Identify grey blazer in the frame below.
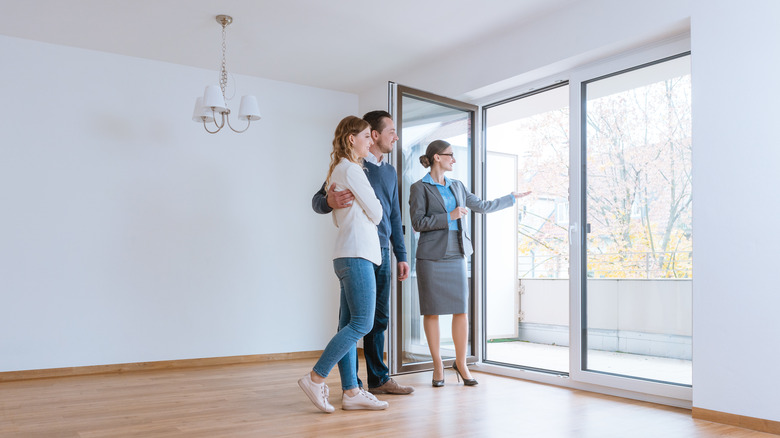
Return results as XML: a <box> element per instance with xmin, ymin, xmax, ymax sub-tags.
<box><xmin>409</xmin><ymin>178</ymin><xmax>514</xmax><ymax>260</ymax></box>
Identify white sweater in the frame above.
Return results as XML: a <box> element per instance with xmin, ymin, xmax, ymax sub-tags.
<box><xmin>329</xmin><ymin>158</ymin><xmax>383</xmax><ymax>265</ymax></box>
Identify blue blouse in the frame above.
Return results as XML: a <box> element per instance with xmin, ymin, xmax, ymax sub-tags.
<box><xmin>423</xmin><ymin>173</ymin><xmax>459</xmax><ymax>231</ymax></box>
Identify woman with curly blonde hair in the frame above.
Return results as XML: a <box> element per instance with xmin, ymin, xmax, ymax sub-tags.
<box><xmin>298</xmin><ymin>116</ymin><xmax>388</xmax><ymax>412</ymax></box>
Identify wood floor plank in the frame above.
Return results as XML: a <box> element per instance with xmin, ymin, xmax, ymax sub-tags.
<box><xmin>0</xmin><ymin>358</ymin><xmax>774</xmax><ymax>437</ymax></box>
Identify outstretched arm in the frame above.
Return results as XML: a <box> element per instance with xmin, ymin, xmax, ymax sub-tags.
<box><xmin>460</xmin><ymin>180</ymin><xmax>527</xmax><ymax>214</ymax></box>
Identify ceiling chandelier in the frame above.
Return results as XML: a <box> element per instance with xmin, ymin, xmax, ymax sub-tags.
<box><xmin>192</xmin><ymin>15</ymin><xmax>261</xmax><ymax>134</ymax></box>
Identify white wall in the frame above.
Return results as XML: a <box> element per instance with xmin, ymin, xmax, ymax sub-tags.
<box><xmin>691</xmin><ymin>0</ymin><xmax>780</xmax><ymax>422</ymax></box>
<box><xmin>359</xmin><ymin>0</ymin><xmax>780</xmax><ymax>424</ymax></box>
<box><xmin>0</xmin><ymin>35</ymin><xmax>355</xmax><ymax>371</ymax></box>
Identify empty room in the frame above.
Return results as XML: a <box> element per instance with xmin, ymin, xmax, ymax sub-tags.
<box><xmin>1</xmin><ymin>0</ymin><xmax>779</xmax><ymax>436</ymax></box>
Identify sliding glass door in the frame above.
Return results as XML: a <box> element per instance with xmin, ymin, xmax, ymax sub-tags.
<box><xmin>478</xmin><ymin>45</ymin><xmax>692</xmax><ymax>399</ymax></box>
<box><xmin>581</xmin><ymin>54</ymin><xmax>692</xmax><ymax>385</ymax></box>
<box><xmin>483</xmin><ymin>84</ymin><xmax>570</xmax><ymax>373</ymax></box>
<box><xmin>388</xmin><ymin>41</ymin><xmax>692</xmax><ymax>401</ymax></box>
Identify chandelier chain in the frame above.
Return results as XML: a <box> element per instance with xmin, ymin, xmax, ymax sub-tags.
<box><xmin>219</xmin><ymin>22</ymin><xmax>228</xmax><ymax>101</ymax></box>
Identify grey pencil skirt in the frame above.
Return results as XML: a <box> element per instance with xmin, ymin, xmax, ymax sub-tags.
<box><xmin>415</xmin><ymin>230</ymin><xmax>468</xmax><ymax>315</ymax></box>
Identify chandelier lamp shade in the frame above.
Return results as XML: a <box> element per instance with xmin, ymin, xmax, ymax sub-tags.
<box><xmin>192</xmin><ymin>15</ymin><xmax>261</xmax><ymax>134</ymax></box>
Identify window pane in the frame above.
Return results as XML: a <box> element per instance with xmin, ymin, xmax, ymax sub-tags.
<box><xmin>584</xmin><ymin>55</ymin><xmax>692</xmax><ymax>385</ymax></box>
<box><xmin>485</xmin><ymin>84</ymin><xmax>570</xmax><ymax>373</ymax></box>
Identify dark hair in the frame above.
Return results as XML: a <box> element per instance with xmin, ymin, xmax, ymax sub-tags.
<box><xmin>419</xmin><ymin>140</ymin><xmax>451</xmax><ymax>168</ymax></box>
<box><xmin>363</xmin><ymin>110</ymin><xmax>393</xmax><ymax>133</ymax></box>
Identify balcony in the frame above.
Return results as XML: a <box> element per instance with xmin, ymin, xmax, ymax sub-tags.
<box><xmin>486</xmin><ymin>278</ymin><xmax>692</xmax><ymax>385</ymax></box>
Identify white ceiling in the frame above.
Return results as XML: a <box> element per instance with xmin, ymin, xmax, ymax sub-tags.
<box><xmin>1</xmin><ymin>0</ymin><xmax>579</xmax><ymax>94</ymax></box>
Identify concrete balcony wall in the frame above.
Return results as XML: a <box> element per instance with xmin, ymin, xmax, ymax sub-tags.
<box><xmin>517</xmin><ymin>279</ymin><xmax>692</xmax><ymax>359</ymax></box>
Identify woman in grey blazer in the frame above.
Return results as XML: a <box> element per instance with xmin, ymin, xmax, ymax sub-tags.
<box><xmin>409</xmin><ymin>140</ymin><xmax>530</xmax><ymax>387</ymax></box>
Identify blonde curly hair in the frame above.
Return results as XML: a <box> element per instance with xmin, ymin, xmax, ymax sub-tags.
<box><xmin>326</xmin><ymin>116</ymin><xmax>371</xmax><ymax>186</ymax></box>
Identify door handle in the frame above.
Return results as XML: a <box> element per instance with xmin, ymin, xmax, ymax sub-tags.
<box><xmin>569</xmin><ymin>223</ymin><xmax>592</xmax><ymax>243</ymax></box>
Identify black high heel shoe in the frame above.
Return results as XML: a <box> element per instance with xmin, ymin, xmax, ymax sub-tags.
<box><xmin>452</xmin><ymin>362</ymin><xmax>478</xmax><ymax>386</ymax></box>
<box><xmin>432</xmin><ymin>368</ymin><xmax>445</xmax><ymax>387</ymax></box>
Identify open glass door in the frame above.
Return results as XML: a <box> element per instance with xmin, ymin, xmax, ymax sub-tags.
<box><xmin>389</xmin><ymin>83</ymin><xmax>477</xmax><ymax>374</ymax></box>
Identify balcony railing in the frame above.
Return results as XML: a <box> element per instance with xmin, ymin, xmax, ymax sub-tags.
<box><xmin>515</xmin><ymin>278</ymin><xmax>692</xmax><ymax>360</ymax></box>
<box><xmin>518</xmin><ymin>251</ymin><xmax>692</xmax><ymax>279</ymax></box>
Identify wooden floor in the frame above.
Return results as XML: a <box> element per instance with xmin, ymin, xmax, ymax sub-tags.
<box><xmin>0</xmin><ymin>358</ymin><xmax>774</xmax><ymax>437</ymax></box>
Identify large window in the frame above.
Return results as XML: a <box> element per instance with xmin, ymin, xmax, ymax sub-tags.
<box><xmin>391</xmin><ymin>41</ymin><xmax>693</xmax><ymax>402</ymax></box>
<box><xmin>583</xmin><ymin>54</ymin><xmax>692</xmax><ymax>385</ymax></box>
<box><xmin>484</xmin><ymin>84</ymin><xmax>570</xmax><ymax>373</ymax></box>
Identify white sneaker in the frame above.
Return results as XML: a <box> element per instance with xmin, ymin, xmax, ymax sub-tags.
<box><xmin>342</xmin><ymin>388</ymin><xmax>389</xmax><ymax>410</ymax></box>
<box><xmin>298</xmin><ymin>373</ymin><xmax>335</xmax><ymax>413</ymax></box>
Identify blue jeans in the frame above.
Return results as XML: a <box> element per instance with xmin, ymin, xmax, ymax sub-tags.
<box><xmin>338</xmin><ymin>247</ymin><xmax>392</xmax><ymax>388</ymax></box>
<box><xmin>313</xmin><ymin>257</ymin><xmax>376</xmax><ymax>391</ymax></box>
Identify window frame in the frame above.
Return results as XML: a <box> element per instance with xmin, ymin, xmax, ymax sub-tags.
<box><xmin>473</xmin><ymin>35</ymin><xmax>693</xmax><ymax>406</ymax></box>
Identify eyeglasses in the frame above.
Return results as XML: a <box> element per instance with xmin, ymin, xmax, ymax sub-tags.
<box><xmin>437</xmin><ymin>153</ymin><xmax>454</xmax><ymax>157</ymax></box>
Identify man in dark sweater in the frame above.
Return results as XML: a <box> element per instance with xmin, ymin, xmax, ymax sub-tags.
<box><xmin>312</xmin><ymin>110</ymin><xmax>413</xmax><ymax>395</ymax></box>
